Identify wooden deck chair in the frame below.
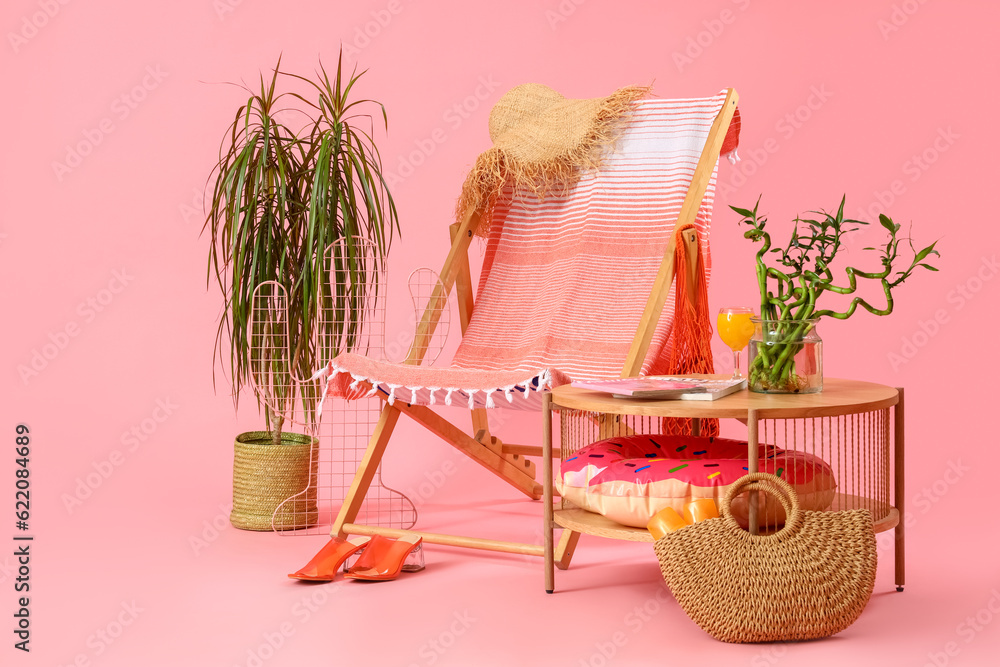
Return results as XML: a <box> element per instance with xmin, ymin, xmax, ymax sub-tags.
<box><xmin>320</xmin><ymin>88</ymin><xmax>740</xmax><ymax>566</ymax></box>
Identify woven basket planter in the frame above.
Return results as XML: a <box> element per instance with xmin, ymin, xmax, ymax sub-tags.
<box><xmin>230</xmin><ymin>431</ymin><xmax>319</xmax><ymax>531</ymax></box>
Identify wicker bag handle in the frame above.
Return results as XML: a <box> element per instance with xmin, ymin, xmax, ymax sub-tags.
<box><xmin>719</xmin><ymin>472</ymin><xmax>805</xmax><ymax>540</ymax></box>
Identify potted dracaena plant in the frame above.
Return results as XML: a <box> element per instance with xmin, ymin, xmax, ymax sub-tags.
<box><xmin>205</xmin><ymin>54</ymin><xmax>399</xmax><ymax>529</ymax></box>
<box><xmin>730</xmin><ymin>196</ymin><xmax>939</xmax><ymax>393</ymax></box>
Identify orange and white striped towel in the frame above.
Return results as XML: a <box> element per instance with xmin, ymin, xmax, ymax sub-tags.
<box><xmin>321</xmin><ymin>91</ymin><xmax>738</xmax><ymax>410</ymax></box>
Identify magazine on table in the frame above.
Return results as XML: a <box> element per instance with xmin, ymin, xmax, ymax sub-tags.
<box><xmin>570</xmin><ymin>375</ymin><xmax>747</xmax><ymax>400</ymax></box>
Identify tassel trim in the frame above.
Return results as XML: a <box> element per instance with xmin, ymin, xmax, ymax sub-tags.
<box><xmin>318</xmin><ymin>365</ymin><xmax>553</xmax><ymax>410</ymax></box>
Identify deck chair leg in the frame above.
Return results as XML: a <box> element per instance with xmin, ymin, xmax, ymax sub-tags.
<box><xmin>471</xmin><ymin>408</ymin><xmax>492</xmax><ymax>444</ymax></box>
<box><xmin>331</xmin><ymin>403</ymin><xmax>402</xmax><ymax>539</ymax></box>
<box><xmin>448</xmin><ymin>221</ymin><xmax>495</xmax><ymax>448</ymax></box>
<box><xmin>554</xmin><ymin>529</ymin><xmax>581</xmax><ymax>570</ymax></box>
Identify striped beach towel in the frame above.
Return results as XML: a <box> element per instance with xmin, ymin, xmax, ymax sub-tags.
<box><xmin>321</xmin><ymin>91</ymin><xmax>738</xmax><ymax>410</ymax></box>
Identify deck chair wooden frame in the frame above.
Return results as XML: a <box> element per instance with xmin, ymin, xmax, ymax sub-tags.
<box><xmin>332</xmin><ymin>89</ymin><xmax>739</xmax><ymax>566</ymax></box>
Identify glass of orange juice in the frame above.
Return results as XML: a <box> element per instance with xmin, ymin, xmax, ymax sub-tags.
<box><xmin>717</xmin><ymin>307</ymin><xmax>755</xmax><ymax>380</ymax></box>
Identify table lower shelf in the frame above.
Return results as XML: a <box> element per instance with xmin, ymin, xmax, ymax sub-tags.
<box><xmin>553</xmin><ymin>493</ymin><xmax>900</xmax><ymax>542</ymax></box>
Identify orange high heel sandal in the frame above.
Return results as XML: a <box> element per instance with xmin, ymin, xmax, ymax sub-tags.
<box><xmin>288</xmin><ymin>536</ymin><xmax>372</xmax><ymax>581</ymax></box>
<box><xmin>344</xmin><ymin>534</ymin><xmax>424</xmax><ymax>581</ymax></box>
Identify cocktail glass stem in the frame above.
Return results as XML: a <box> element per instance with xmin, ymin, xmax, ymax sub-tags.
<box><xmin>732</xmin><ymin>349</ymin><xmax>742</xmax><ymax>380</ymax></box>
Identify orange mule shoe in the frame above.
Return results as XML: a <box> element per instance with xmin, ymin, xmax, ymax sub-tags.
<box><xmin>344</xmin><ymin>534</ymin><xmax>424</xmax><ymax>581</ymax></box>
<box><xmin>288</xmin><ymin>536</ymin><xmax>372</xmax><ymax>581</ymax></box>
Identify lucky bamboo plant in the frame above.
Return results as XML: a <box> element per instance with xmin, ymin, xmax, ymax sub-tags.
<box><xmin>731</xmin><ymin>196</ymin><xmax>939</xmax><ymax>392</ymax></box>
<box><xmin>205</xmin><ymin>54</ymin><xmax>399</xmax><ymax>445</ymax></box>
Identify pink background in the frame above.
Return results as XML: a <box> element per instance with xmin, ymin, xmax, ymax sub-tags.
<box><xmin>4</xmin><ymin>0</ymin><xmax>1000</xmax><ymax>665</ymax></box>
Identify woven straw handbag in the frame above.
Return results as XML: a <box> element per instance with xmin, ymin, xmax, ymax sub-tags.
<box><xmin>654</xmin><ymin>472</ymin><xmax>876</xmax><ymax>643</ymax></box>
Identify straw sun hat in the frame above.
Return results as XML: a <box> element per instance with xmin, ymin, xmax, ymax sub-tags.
<box><xmin>457</xmin><ymin>83</ymin><xmax>651</xmax><ymax>234</ymax></box>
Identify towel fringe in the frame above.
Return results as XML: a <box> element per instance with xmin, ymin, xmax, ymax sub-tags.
<box><xmin>539</xmin><ymin>369</ymin><xmax>552</xmax><ymax>390</ymax></box>
<box><xmin>308</xmin><ymin>364</ymin><xmax>330</xmax><ymax>382</ymax></box>
<box><xmin>320</xmin><ymin>364</ymin><xmax>557</xmax><ymax>408</ymax></box>
<box><xmin>313</xmin><ymin>366</ymin><xmax>330</xmax><ymax>425</ymax></box>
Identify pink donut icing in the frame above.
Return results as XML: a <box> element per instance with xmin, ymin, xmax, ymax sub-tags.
<box><xmin>556</xmin><ymin>434</ymin><xmax>836</xmax><ymax>528</ymax></box>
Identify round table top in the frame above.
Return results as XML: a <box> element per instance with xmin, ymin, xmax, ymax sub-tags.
<box><xmin>550</xmin><ymin>377</ymin><xmax>899</xmax><ymax>419</ymax></box>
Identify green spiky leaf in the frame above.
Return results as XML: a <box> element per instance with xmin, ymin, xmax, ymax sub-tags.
<box><xmin>204</xmin><ymin>50</ymin><xmax>398</xmax><ymax>433</ymax></box>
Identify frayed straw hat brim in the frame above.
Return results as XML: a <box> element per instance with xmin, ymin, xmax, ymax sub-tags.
<box><xmin>457</xmin><ymin>83</ymin><xmax>651</xmax><ymax>235</ymax></box>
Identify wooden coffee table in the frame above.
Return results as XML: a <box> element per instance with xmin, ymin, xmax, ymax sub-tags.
<box><xmin>542</xmin><ymin>377</ymin><xmax>904</xmax><ymax>593</ymax></box>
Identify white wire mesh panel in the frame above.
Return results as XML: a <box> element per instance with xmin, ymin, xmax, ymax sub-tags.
<box><xmin>400</xmin><ymin>267</ymin><xmax>450</xmax><ymax>366</ymax></box>
<box><xmin>248</xmin><ymin>281</ymin><xmax>324</xmax><ymax>433</ymax></box>
<box><xmin>268</xmin><ymin>239</ymin><xmax>449</xmax><ymax>534</ymax></box>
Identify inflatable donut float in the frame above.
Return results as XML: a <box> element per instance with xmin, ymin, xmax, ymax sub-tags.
<box><xmin>556</xmin><ymin>434</ymin><xmax>836</xmax><ymax>528</ymax></box>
